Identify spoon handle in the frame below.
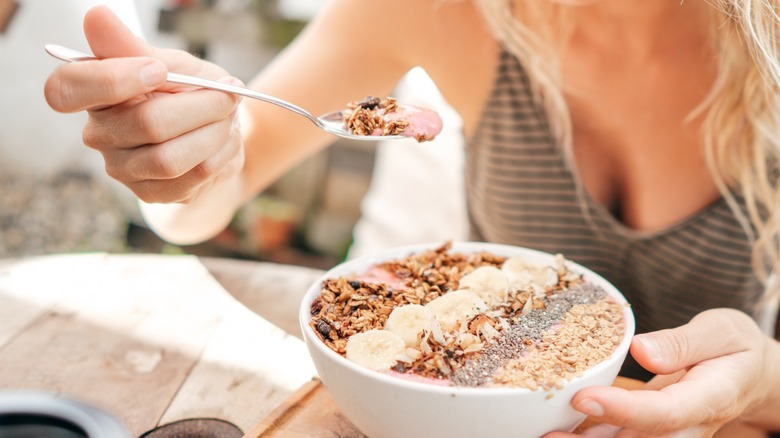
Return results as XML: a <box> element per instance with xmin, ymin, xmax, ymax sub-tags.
<box><xmin>164</xmin><ymin>72</ymin><xmax>319</xmax><ymax>124</ymax></box>
<box><xmin>44</xmin><ymin>44</ymin><xmax>322</xmax><ymax>127</ymax></box>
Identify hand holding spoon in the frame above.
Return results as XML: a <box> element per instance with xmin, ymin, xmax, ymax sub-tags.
<box><xmin>44</xmin><ymin>44</ymin><xmax>409</xmax><ymax>142</ymax></box>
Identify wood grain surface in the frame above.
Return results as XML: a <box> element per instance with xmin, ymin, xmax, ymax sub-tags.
<box><xmin>0</xmin><ymin>254</ymin><xmax>317</xmax><ymax>436</ymax></box>
<box><xmin>243</xmin><ymin>377</ymin><xmax>644</xmax><ymax>438</ymax></box>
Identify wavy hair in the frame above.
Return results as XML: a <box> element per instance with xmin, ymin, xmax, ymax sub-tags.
<box><xmin>474</xmin><ymin>0</ymin><xmax>780</xmax><ymax>305</ymax></box>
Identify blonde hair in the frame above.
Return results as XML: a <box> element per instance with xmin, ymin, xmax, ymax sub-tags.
<box><xmin>474</xmin><ymin>0</ymin><xmax>780</xmax><ymax>304</ymax></box>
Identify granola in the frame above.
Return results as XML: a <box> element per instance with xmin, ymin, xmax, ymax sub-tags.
<box><xmin>341</xmin><ymin>96</ymin><xmax>442</xmax><ymax>142</ymax></box>
<box><xmin>309</xmin><ymin>243</ymin><xmax>626</xmax><ymax>389</ymax></box>
<box><xmin>343</xmin><ymin>96</ymin><xmax>409</xmax><ymax>137</ymax></box>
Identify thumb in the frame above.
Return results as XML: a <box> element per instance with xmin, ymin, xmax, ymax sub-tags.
<box><xmin>84</xmin><ymin>5</ymin><xmax>153</xmax><ymax>58</ymax></box>
<box><xmin>630</xmin><ymin>308</ymin><xmax>755</xmax><ymax>375</ymax></box>
<box><xmin>83</xmin><ymin>5</ymin><xmax>228</xmax><ymax>80</ymax></box>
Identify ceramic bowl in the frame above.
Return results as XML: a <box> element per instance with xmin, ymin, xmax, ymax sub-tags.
<box><xmin>299</xmin><ymin>242</ymin><xmax>635</xmax><ymax>438</ymax></box>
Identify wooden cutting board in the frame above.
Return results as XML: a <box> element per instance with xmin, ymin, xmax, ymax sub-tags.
<box><xmin>243</xmin><ymin>377</ymin><xmax>645</xmax><ymax>438</ymax></box>
<box><xmin>244</xmin><ymin>379</ymin><xmax>365</xmax><ymax>438</ymax></box>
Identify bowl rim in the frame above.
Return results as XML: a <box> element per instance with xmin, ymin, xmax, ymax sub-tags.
<box><xmin>299</xmin><ymin>241</ymin><xmax>636</xmax><ymax>396</ymax></box>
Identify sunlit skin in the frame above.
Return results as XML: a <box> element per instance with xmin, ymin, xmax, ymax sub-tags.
<box><xmin>43</xmin><ymin>1</ymin><xmax>780</xmax><ymax>435</ymax></box>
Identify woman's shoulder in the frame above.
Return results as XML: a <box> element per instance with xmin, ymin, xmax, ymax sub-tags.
<box><xmin>313</xmin><ymin>0</ymin><xmax>496</xmax><ymax>61</ymax></box>
<box><xmin>414</xmin><ymin>1</ymin><xmax>501</xmax><ymax>136</ymax></box>
<box><xmin>297</xmin><ymin>0</ymin><xmax>501</xmax><ymax>133</ymax></box>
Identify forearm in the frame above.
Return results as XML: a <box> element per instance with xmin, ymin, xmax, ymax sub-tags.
<box><xmin>140</xmin><ymin>0</ymin><xmax>433</xmax><ymax>244</ymax></box>
<box><xmin>139</xmin><ymin>171</ymin><xmax>244</xmax><ymax>245</ymax></box>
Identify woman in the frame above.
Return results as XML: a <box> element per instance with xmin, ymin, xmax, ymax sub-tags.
<box><xmin>44</xmin><ymin>0</ymin><xmax>780</xmax><ymax>435</ymax></box>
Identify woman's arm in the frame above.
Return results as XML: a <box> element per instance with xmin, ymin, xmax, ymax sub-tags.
<box><xmin>46</xmin><ymin>0</ymin><xmax>435</xmax><ymax>244</ymax></box>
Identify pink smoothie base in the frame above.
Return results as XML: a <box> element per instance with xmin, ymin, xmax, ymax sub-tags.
<box><xmin>370</xmin><ymin>105</ymin><xmax>443</xmax><ymax>141</ymax></box>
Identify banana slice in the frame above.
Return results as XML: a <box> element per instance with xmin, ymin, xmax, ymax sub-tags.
<box><xmin>384</xmin><ymin>304</ymin><xmax>436</xmax><ymax>347</ymax></box>
<box><xmin>501</xmin><ymin>258</ymin><xmax>558</xmax><ymax>290</ymax></box>
<box><xmin>425</xmin><ymin>289</ymin><xmax>487</xmax><ymax>331</ymax></box>
<box><xmin>345</xmin><ymin>329</ymin><xmax>406</xmax><ymax>371</ymax></box>
<box><xmin>458</xmin><ymin>265</ymin><xmax>509</xmax><ymax>305</ymax></box>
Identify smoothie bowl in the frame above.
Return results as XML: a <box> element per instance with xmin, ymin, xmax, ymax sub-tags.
<box><xmin>299</xmin><ymin>242</ymin><xmax>635</xmax><ymax>438</ymax></box>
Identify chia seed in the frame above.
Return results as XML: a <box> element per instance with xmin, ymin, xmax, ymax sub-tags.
<box><xmin>452</xmin><ymin>283</ymin><xmax>608</xmax><ymax>387</ymax></box>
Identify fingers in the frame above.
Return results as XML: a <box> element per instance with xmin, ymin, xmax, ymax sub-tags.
<box><xmin>46</xmin><ymin>4</ymin><xmax>231</xmax><ymax>115</ymax></box>
<box><xmin>630</xmin><ymin>308</ymin><xmax>758</xmax><ymax>375</ymax></box>
<box><xmin>45</xmin><ymin>4</ymin><xmax>245</xmax><ymax>207</ymax></box>
<box><xmin>80</xmin><ymin>81</ymin><xmax>243</xmax><ymax>204</ymax></box>
<box><xmin>84</xmin><ymin>5</ymin><xmax>227</xmax><ymax>78</ymax></box>
<box><xmin>45</xmin><ymin>57</ymin><xmax>167</xmax><ymax>113</ymax></box>
<box><xmin>571</xmin><ymin>369</ymin><xmax>746</xmax><ymax>435</ymax></box>
<box><xmin>567</xmin><ymin>309</ymin><xmax>763</xmax><ymax>436</ymax></box>
<box><xmin>84</xmin><ymin>5</ymin><xmax>153</xmax><ymax>58</ymax></box>
<box><xmin>46</xmin><ymin>6</ymin><xmax>177</xmax><ymax>114</ymax></box>
<box><xmin>83</xmin><ymin>86</ymin><xmax>239</xmax><ymax>149</ymax></box>
<box><xmin>641</xmin><ymin>369</ymin><xmax>685</xmax><ymax>391</ymax></box>
<box><xmin>107</xmin><ymin>117</ymin><xmax>230</xmax><ymax>182</ymax></box>
<box><xmin>543</xmin><ymin>423</ymin><xmax>623</xmax><ymax>438</ymax></box>
<box><xmin>572</xmin><ymin>386</ymin><xmax>686</xmax><ymax>434</ymax></box>
<box><xmin>122</xmin><ymin>118</ymin><xmax>244</xmax><ymax>203</ymax></box>
<box><xmin>542</xmin><ymin>432</ymin><xmax>578</xmax><ymax>438</ymax></box>
<box><xmin>81</xmin><ymin>77</ymin><xmax>242</xmax><ymax>199</ymax></box>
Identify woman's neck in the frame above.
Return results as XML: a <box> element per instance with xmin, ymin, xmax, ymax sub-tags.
<box><xmin>561</xmin><ymin>0</ymin><xmax>715</xmax><ymax>58</ymax></box>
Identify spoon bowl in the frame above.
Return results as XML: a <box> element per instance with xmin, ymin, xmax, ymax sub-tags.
<box><xmin>44</xmin><ymin>44</ymin><xmax>405</xmax><ymax>142</ymax></box>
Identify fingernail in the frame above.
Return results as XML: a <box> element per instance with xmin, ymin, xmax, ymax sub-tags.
<box><xmin>218</xmin><ymin>76</ymin><xmax>245</xmax><ymax>86</ymax></box>
<box><xmin>635</xmin><ymin>334</ymin><xmax>662</xmax><ymax>361</ymax></box>
<box><xmin>575</xmin><ymin>398</ymin><xmax>604</xmax><ymax>417</ymax></box>
<box><xmin>140</xmin><ymin>62</ymin><xmax>167</xmax><ymax>87</ymax></box>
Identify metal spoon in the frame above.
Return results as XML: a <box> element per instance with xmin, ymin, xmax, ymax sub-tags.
<box><xmin>44</xmin><ymin>44</ymin><xmax>402</xmax><ymax>142</ymax></box>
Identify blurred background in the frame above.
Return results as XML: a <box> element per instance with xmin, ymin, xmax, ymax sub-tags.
<box><xmin>0</xmin><ymin>0</ymin><xmax>468</xmax><ymax>269</ymax></box>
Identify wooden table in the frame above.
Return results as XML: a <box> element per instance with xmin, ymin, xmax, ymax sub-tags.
<box><xmin>0</xmin><ymin>253</ymin><xmax>325</xmax><ymax>437</ymax></box>
<box><xmin>4</xmin><ymin>254</ymin><xmax>767</xmax><ymax>438</ymax></box>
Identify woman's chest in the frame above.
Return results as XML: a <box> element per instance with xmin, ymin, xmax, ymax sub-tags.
<box><xmin>456</xmin><ymin>49</ymin><xmax>762</xmax><ymax>328</ymax></box>
<box><xmin>562</xmin><ymin>52</ymin><xmax>721</xmax><ymax>232</ymax></box>
<box><xmin>424</xmin><ymin>15</ymin><xmax>723</xmax><ymax>233</ymax></box>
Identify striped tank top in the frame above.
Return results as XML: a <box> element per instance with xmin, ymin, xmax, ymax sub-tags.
<box><xmin>465</xmin><ymin>50</ymin><xmax>765</xmax><ymax>380</ymax></box>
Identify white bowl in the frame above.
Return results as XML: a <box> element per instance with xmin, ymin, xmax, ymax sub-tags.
<box><xmin>299</xmin><ymin>242</ymin><xmax>635</xmax><ymax>438</ymax></box>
